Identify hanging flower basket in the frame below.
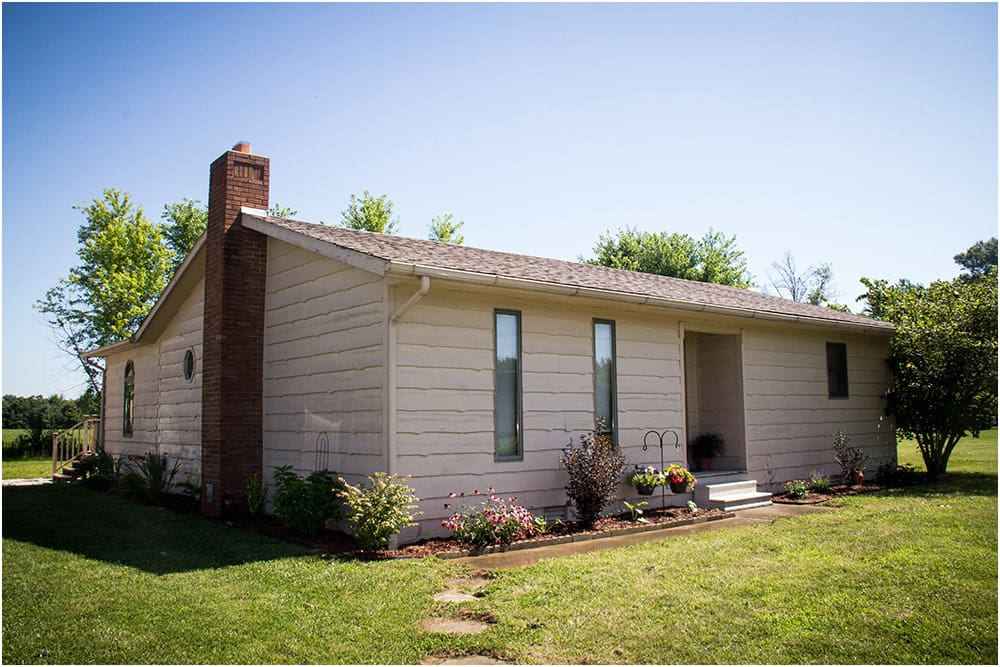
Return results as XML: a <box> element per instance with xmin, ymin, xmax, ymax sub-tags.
<box><xmin>665</xmin><ymin>464</ymin><xmax>697</xmax><ymax>493</ymax></box>
<box><xmin>628</xmin><ymin>466</ymin><xmax>665</xmax><ymax>496</ymax></box>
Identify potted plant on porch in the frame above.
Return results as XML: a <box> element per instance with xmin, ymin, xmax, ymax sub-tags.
<box><xmin>665</xmin><ymin>464</ymin><xmax>696</xmax><ymax>493</ymax></box>
<box><xmin>627</xmin><ymin>466</ymin><xmax>665</xmax><ymax>496</ymax></box>
<box><xmin>690</xmin><ymin>432</ymin><xmax>724</xmax><ymax>471</ymax></box>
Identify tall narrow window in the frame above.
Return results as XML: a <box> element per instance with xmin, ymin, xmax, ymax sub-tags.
<box><xmin>826</xmin><ymin>342</ymin><xmax>849</xmax><ymax>398</ymax></box>
<box><xmin>123</xmin><ymin>360</ymin><xmax>135</xmax><ymax>437</ymax></box>
<box><xmin>594</xmin><ymin>320</ymin><xmax>617</xmax><ymax>436</ymax></box>
<box><xmin>494</xmin><ymin>310</ymin><xmax>522</xmax><ymax>460</ymax></box>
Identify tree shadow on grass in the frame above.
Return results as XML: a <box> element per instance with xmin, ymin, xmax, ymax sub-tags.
<box><xmin>2</xmin><ymin>484</ymin><xmax>310</xmax><ymax>575</ymax></box>
<box><xmin>875</xmin><ymin>471</ymin><xmax>998</xmax><ymax>500</ymax></box>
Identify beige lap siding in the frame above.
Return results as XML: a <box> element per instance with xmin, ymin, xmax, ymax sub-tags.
<box><xmin>102</xmin><ymin>278</ymin><xmax>205</xmax><ymax>484</ymax></box>
<box><xmin>153</xmin><ymin>278</ymin><xmax>204</xmax><ymax>482</ymax></box>
<box><xmin>261</xmin><ymin>239</ymin><xmax>386</xmax><ymax>487</ymax></box>
<box><xmin>103</xmin><ymin>346</ymin><xmax>158</xmax><ymax>460</ymax></box>
<box><xmin>742</xmin><ymin>329</ymin><xmax>895</xmax><ymax>488</ymax></box>
<box><xmin>394</xmin><ymin>286</ymin><xmax>687</xmax><ymax>539</ymax></box>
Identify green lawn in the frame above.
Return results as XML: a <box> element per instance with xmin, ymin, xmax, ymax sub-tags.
<box><xmin>2</xmin><ymin>431</ymin><xmax>996</xmax><ymax>664</ymax></box>
<box><xmin>2</xmin><ymin>457</ymin><xmax>52</xmax><ymax>480</ymax></box>
<box><xmin>897</xmin><ymin>427</ymin><xmax>998</xmax><ymax>473</ymax></box>
<box><xmin>2</xmin><ymin>429</ymin><xmax>51</xmax><ymax>480</ymax></box>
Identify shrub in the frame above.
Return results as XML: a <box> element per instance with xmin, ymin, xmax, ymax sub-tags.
<box><xmin>689</xmin><ymin>432</ymin><xmax>725</xmax><ymax>460</ymax></box>
<box><xmin>560</xmin><ymin>421</ymin><xmax>627</xmax><ymax>526</ymax></box>
<box><xmin>6</xmin><ymin>415</ymin><xmax>51</xmax><ymax>459</ymax></box>
<box><xmin>245</xmin><ymin>474</ymin><xmax>268</xmax><ymax>517</ymax></box>
<box><xmin>271</xmin><ymin>466</ymin><xmax>342</xmax><ymax>535</ymax></box>
<box><xmin>442</xmin><ymin>488</ymin><xmax>544</xmax><ymax>546</ymax></box>
<box><xmin>117</xmin><ymin>453</ymin><xmax>182</xmax><ymax>502</ymax></box>
<box><xmin>875</xmin><ymin>461</ymin><xmax>924</xmax><ymax>487</ymax></box>
<box><xmin>785</xmin><ymin>479</ymin><xmax>809</xmax><ymax>499</ymax></box>
<box><xmin>809</xmin><ymin>471</ymin><xmax>832</xmax><ymax>493</ymax></box>
<box><xmin>832</xmin><ymin>429</ymin><xmax>868</xmax><ymax>481</ymax></box>
<box><xmin>93</xmin><ymin>447</ymin><xmax>122</xmax><ymax>480</ymax></box>
<box><xmin>337</xmin><ymin>472</ymin><xmax>421</xmax><ymax>551</ymax></box>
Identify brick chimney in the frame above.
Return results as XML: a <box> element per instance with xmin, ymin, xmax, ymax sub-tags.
<box><xmin>201</xmin><ymin>142</ymin><xmax>269</xmax><ymax>516</ymax></box>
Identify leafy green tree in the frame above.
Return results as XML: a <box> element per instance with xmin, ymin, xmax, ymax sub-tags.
<box><xmin>37</xmin><ymin>189</ymin><xmax>173</xmax><ymax>394</ymax></box>
<box><xmin>268</xmin><ymin>203</ymin><xmax>298</xmax><ymax>218</ymax></box>
<box><xmin>585</xmin><ymin>227</ymin><xmax>753</xmax><ymax>288</ymax></box>
<box><xmin>161</xmin><ymin>201</ymin><xmax>298</xmax><ymax>272</ymax></box>
<box><xmin>161</xmin><ymin>198</ymin><xmax>207</xmax><ymax>271</ymax></box>
<box><xmin>428</xmin><ymin>213</ymin><xmax>465</xmax><ymax>244</ymax></box>
<box><xmin>339</xmin><ymin>191</ymin><xmax>398</xmax><ymax>234</ymax></box>
<box><xmin>2</xmin><ymin>392</ymin><xmax>93</xmax><ymax>432</ymax></box>
<box><xmin>860</xmin><ymin>267</ymin><xmax>998</xmax><ymax>480</ymax></box>
<box><xmin>954</xmin><ymin>237</ymin><xmax>997</xmax><ymax>278</ymax></box>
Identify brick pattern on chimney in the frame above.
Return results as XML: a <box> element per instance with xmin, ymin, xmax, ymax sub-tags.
<box><xmin>201</xmin><ymin>149</ymin><xmax>269</xmax><ymax>516</ymax></box>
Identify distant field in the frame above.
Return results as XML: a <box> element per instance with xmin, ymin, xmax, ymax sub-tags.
<box><xmin>2</xmin><ymin>429</ymin><xmax>29</xmax><ymax>448</ymax></box>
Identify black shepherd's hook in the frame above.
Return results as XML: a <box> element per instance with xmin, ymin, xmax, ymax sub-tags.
<box><xmin>642</xmin><ymin>430</ymin><xmax>682</xmax><ymax>506</ymax></box>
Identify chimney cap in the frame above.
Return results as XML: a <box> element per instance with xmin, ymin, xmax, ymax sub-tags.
<box><xmin>232</xmin><ymin>141</ymin><xmax>252</xmax><ymax>154</ymax></box>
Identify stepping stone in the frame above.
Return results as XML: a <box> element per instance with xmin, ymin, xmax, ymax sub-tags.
<box><xmin>423</xmin><ymin>656</ymin><xmax>508</xmax><ymax>664</ymax></box>
<box><xmin>444</xmin><ymin>574</ymin><xmax>490</xmax><ymax>591</ymax></box>
<box><xmin>420</xmin><ymin>617</ymin><xmax>491</xmax><ymax>635</ymax></box>
<box><xmin>432</xmin><ymin>590</ymin><xmax>478</xmax><ymax>603</ymax></box>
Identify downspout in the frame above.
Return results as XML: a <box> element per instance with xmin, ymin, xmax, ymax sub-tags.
<box><xmin>386</xmin><ymin>276</ymin><xmax>430</xmax><ymax>476</ymax></box>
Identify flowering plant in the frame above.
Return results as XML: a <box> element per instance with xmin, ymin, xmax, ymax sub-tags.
<box><xmin>627</xmin><ymin>466</ymin><xmax>666</xmax><ymax>488</ymax></box>
<box><xmin>664</xmin><ymin>464</ymin><xmax>696</xmax><ymax>489</ymax></box>
<box><xmin>441</xmin><ymin>488</ymin><xmax>545</xmax><ymax>546</ymax></box>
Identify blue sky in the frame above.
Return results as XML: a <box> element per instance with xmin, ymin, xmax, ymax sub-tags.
<box><xmin>2</xmin><ymin>2</ymin><xmax>997</xmax><ymax>398</ymax></box>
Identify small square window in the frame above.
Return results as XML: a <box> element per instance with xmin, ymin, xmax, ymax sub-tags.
<box><xmin>826</xmin><ymin>342</ymin><xmax>848</xmax><ymax>399</ymax></box>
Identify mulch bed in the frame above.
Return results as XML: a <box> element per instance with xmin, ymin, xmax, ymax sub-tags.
<box><xmin>771</xmin><ymin>482</ymin><xmax>882</xmax><ymax>505</ymax></box>
<box><xmin>224</xmin><ymin>506</ymin><xmax>733</xmax><ymax>560</ymax></box>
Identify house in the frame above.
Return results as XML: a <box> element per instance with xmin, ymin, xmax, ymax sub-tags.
<box><xmin>84</xmin><ymin>143</ymin><xmax>896</xmax><ymax>539</ymax></box>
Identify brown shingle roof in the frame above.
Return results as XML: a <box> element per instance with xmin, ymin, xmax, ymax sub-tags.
<box><xmin>245</xmin><ymin>213</ymin><xmax>893</xmax><ymax>333</ymax></box>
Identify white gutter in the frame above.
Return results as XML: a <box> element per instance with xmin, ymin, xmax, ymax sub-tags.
<box><xmin>384</xmin><ymin>262</ymin><xmax>894</xmax><ymax>336</ymax></box>
<box><xmin>386</xmin><ymin>276</ymin><xmax>431</xmax><ymax>476</ymax></box>
<box><xmin>391</xmin><ymin>276</ymin><xmax>431</xmax><ymax>323</ymax></box>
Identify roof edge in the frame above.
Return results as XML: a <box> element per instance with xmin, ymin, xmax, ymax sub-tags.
<box><xmin>386</xmin><ymin>261</ymin><xmax>895</xmax><ymax>336</ymax></box>
<box><xmin>82</xmin><ymin>234</ymin><xmax>207</xmax><ymax>358</ymax></box>
<box><xmin>241</xmin><ymin>212</ymin><xmax>390</xmax><ymax>276</ymax></box>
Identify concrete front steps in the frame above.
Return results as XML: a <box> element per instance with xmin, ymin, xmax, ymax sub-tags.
<box><xmin>695</xmin><ymin>479</ymin><xmax>772</xmax><ymax>511</ymax></box>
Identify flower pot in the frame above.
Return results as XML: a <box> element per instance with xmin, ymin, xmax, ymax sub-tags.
<box><xmin>669</xmin><ymin>482</ymin><xmax>688</xmax><ymax>494</ymax></box>
<box><xmin>635</xmin><ymin>484</ymin><xmax>656</xmax><ymax>496</ymax></box>
<box><xmin>849</xmin><ymin>470</ymin><xmax>864</xmax><ymax>486</ymax></box>
<box><xmin>695</xmin><ymin>458</ymin><xmax>713</xmax><ymax>471</ymax></box>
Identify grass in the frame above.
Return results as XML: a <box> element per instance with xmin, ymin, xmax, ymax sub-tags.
<box><xmin>2</xmin><ymin>429</ymin><xmax>51</xmax><ymax>480</ymax></box>
<box><xmin>3</xmin><ymin>428</ymin><xmax>29</xmax><ymax>447</ymax></box>
<box><xmin>3</xmin><ymin>431</ymin><xmax>996</xmax><ymax>664</ymax></box>
<box><xmin>897</xmin><ymin>427</ymin><xmax>998</xmax><ymax>473</ymax></box>
<box><xmin>2</xmin><ymin>457</ymin><xmax>52</xmax><ymax>480</ymax></box>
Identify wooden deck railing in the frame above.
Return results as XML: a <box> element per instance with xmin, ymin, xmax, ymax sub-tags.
<box><xmin>52</xmin><ymin>416</ymin><xmax>100</xmax><ymax>477</ymax></box>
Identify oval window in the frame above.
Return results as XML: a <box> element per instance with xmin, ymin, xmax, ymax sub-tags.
<box><xmin>183</xmin><ymin>349</ymin><xmax>195</xmax><ymax>381</ymax></box>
